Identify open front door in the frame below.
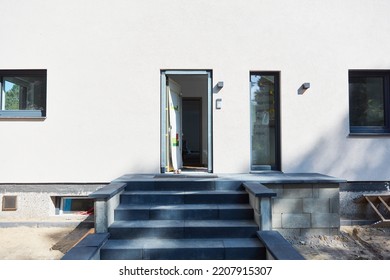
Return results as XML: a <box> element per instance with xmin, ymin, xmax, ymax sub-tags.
<box><xmin>167</xmin><ymin>78</ymin><xmax>183</xmax><ymax>172</ymax></box>
<box><xmin>161</xmin><ymin>70</ymin><xmax>213</xmax><ymax>173</ymax></box>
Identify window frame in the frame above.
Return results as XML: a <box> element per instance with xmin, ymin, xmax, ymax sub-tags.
<box><xmin>0</xmin><ymin>69</ymin><xmax>47</xmax><ymax>118</ymax></box>
<box><xmin>59</xmin><ymin>196</ymin><xmax>94</xmax><ymax>215</ymax></box>
<box><xmin>249</xmin><ymin>71</ymin><xmax>281</xmax><ymax>171</ymax></box>
<box><xmin>349</xmin><ymin>70</ymin><xmax>390</xmax><ymax>135</ymax></box>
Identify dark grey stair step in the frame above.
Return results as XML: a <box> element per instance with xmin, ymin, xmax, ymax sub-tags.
<box><xmin>124</xmin><ymin>181</ymin><xmax>244</xmax><ymax>191</ymax></box>
<box><xmin>114</xmin><ymin>204</ymin><xmax>253</xmax><ymax>220</ymax></box>
<box><xmin>124</xmin><ymin>181</ymin><xmax>217</xmax><ymax>191</ymax></box>
<box><xmin>108</xmin><ymin>220</ymin><xmax>258</xmax><ymax>239</ymax></box>
<box><xmin>100</xmin><ymin>238</ymin><xmax>265</xmax><ymax>260</ymax></box>
<box><xmin>120</xmin><ymin>191</ymin><xmax>248</xmax><ymax>204</ymax></box>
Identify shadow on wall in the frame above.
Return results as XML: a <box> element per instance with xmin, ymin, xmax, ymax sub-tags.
<box><xmin>286</xmin><ymin>114</ymin><xmax>390</xmax><ymax>181</ymax></box>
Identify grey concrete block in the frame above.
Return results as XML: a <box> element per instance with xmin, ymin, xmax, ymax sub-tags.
<box><xmin>330</xmin><ymin>197</ymin><xmax>340</xmax><ymax>213</ymax></box>
<box><xmin>272</xmin><ymin>213</ymin><xmax>282</xmax><ymax>228</ymax></box>
<box><xmin>303</xmin><ymin>198</ymin><xmax>330</xmax><ymax>213</ymax></box>
<box><xmin>283</xmin><ymin>185</ymin><xmax>313</xmax><ymax>198</ymax></box>
<box><xmin>311</xmin><ymin>213</ymin><xmax>340</xmax><ymax>228</ymax></box>
<box><xmin>313</xmin><ymin>188</ymin><xmax>319</xmax><ymax>198</ymax></box>
<box><xmin>272</xmin><ymin>198</ymin><xmax>303</xmax><ymax>214</ymax></box>
<box><xmin>282</xmin><ymin>214</ymin><xmax>311</xmax><ymax>228</ymax></box>
<box><xmin>313</xmin><ymin>185</ymin><xmax>339</xmax><ymax>200</ymax></box>
<box><xmin>266</xmin><ymin>184</ymin><xmax>283</xmax><ymax>197</ymax></box>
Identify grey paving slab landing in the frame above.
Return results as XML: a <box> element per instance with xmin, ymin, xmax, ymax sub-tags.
<box><xmin>114</xmin><ymin>172</ymin><xmax>346</xmax><ymax>184</ymax></box>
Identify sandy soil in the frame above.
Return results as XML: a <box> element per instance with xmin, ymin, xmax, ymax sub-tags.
<box><xmin>290</xmin><ymin>226</ymin><xmax>390</xmax><ymax>260</ymax></box>
<box><xmin>0</xmin><ymin>224</ymin><xmax>389</xmax><ymax>260</ymax></box>
<box><xmin>0</xmin><ymin>217</ymin><xmax>94</xmax><ymax>260</ymax></box>
<box><xmin>0</xmin><ymin>227</ymin><xmax>74</xmax><ymax>260</ymax></box>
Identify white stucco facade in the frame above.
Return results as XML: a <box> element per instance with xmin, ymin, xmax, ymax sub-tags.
<box><xmin>0</xmin><ymin>0</ymin><xmax>390</xmax><ymax>183</ymax></box>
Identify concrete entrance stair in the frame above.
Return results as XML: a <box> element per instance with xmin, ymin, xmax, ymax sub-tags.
<box><xmin>62</xmin><ymin>173</ymin><xmax>343</xmax><ymax>260</ymax></box>
<box><xmin>99</xmin><ymin>181</ymin><xmax>265</xmax><ymax>260</ymax></box>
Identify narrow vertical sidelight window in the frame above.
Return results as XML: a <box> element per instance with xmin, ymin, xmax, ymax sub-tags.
<box><xmin>250</xmin><ymin>72</ymin><xmax>281</xmax><ymax>170</ymax></box>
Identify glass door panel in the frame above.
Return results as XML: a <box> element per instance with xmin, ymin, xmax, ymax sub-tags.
<box><xmin>250</xmin><ymin>72</ymin><xmax>280</xmax><ymax>170</ymax></box>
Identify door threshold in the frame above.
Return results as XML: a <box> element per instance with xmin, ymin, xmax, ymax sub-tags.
<box><xmin>154</xmin><ymin>173</ymin><xmax>217</xmax><ymax>178</ymax></box>
<box><xmin>181</xmin><ymin>166</ymin><xmax>208</xmax><ymax>172</ymax></box>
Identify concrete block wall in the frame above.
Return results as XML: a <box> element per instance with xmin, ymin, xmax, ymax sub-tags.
<box><xmin>266</xmin><ymin>183</ymin><xmax>340</xmax><ymax>236</ymax></box>
<box><xmin>0</xmin><ymin>192</ymin><xmax>56</xmax><ymax>218</ymax></box>
<box><xmin>0</xmin><ymin>184</ymin><xmax>104</xmax><ymax>219</ymax></box>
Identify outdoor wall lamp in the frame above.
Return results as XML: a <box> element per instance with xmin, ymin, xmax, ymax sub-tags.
<box><xmin>217</xmin><ymin>81</ymin><xmax>224</xmax><ymax>88</ymax></box>
<box><xmin>216</xmin><ymin>98</ymin><xmax>222</xmax><ymax>109</ymax></box>
<box><xmin>298</xmin><ymin>83</ymin><xmax>310</xmax><ymax>95</ymax></box>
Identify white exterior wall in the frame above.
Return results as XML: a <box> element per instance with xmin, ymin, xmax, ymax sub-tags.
<box><xmin>0</xmin><ymin>0</ymin><xmax>390</xmax><ymax>183</ymax></box>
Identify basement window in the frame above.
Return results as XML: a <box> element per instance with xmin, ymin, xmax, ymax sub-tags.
<box><xmin>60</xmin><ymin>197</ymin><xmax>94</xmax><ymax>215</ymax></box>
<box><xmin>2</xmin><ymin>195</ymin><xmax>17</xmax><ymax>211</ymax></box>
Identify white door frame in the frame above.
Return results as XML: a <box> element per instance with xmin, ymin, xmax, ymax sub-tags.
<box><xmin>160</xmin><ymin>70</ymin><xmax>213</xmax><ymax>173</ymax></box>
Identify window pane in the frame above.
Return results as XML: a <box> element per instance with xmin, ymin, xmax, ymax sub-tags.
<box><xmin>2</xmin><ymin>76</ymin><xmax>45</xmax><ymax>110</ymax></box>
<box><xmin>250</xmin><ymin>74</ymin><xmax>277</xmax><ymax>168</ymax></box>
<box><xmin>349</xmin><ymin>76</ymin><xmax>385</xmax><ymax>127</ymax></box>
<box><xmin>62</xmin><ymin>198</ymin><xmax>94</xmax><ymax>214</ymax></box>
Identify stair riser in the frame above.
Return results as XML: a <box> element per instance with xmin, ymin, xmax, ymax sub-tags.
<box><xmin>104</xmin><ymin>180</ymin><xmax>263</xmax><ymax>260</ymax></box>
<box><xmin>125</xmin><ymin>181</ymin><xmax>215</xmax><ymax>191</ymax></box>
<box><xmin>109</xmin><ymin>227</ymin><xmax>258</xmax><ymax>239</ymax></box>
<box><xmin>114</xmin><ymin>209</ymin><xmax>254</xmax><ymax>220</ymax></box>
<box><xmin>100</xmin><ymin>247</ymin><xmax>265</xmax><ymax>260</ymax></box>
<box><xmin>124</xmin><ymin>181</ymin><xmax>244</xmax><ymax>191</ymax></box>
<box><xmin>120</xmin><ymin>194</ymin><xmax>249</xmax><ymax>204</ymax></box>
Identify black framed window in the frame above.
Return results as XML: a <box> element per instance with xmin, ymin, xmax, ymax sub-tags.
<box><xmin>250</xmin><ymin>72</ymin><xmax>281</xmax><ymax>170</ymax></box>
<box><xmin>0</xmin><ymin>70</ymin><xmax>46</xmax><ymax>118</ymax></box>
<box><xmin>349</xmin><ymin>70</ymin><xmax>390</xmax><ymax>134</ymax></box>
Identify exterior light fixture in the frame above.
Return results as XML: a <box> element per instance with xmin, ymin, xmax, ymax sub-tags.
<box><xmin>217</xmin><ymin>81</ymin><xmax>224</xmax><ymax>88</ymax></box>
<box><xmin>216</xmin><ymin>98</ymin><xmax>222</xmax><ymax>109</ymax></box>
<box><xmin>298</xmin><ymin>83</ymin><xmax>311</xmax><ymax>95</ymax></box>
